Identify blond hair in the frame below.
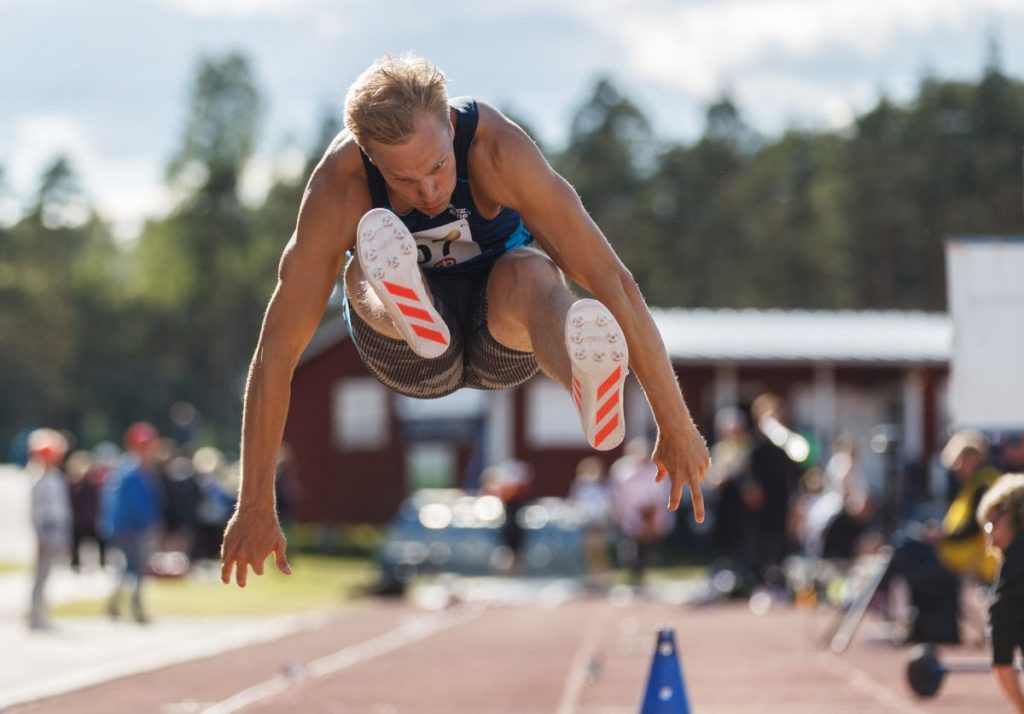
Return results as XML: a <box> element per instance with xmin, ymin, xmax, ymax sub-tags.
<box><xmin>344</xmin><ymin>53</ymin><xmax>449</xmax><ymax>148</ymax></box>
<box><xmin>976</xmin><ymin>472</ymin><xmax>1024</xmax><ymax>531</ymax></box>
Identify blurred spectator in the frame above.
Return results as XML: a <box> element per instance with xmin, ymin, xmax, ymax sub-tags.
<box><xmin>481</xmin><ymin>459</ymin><xmax>533</xmax><ymax>574</ymax></box>
<box><xmin>975</xmin><ymin>473</ymin><xmax>1024</xmax><ymax>713</ymax></box>
<box><xmin>749</xmin><ymin>393</ymin><xmax>807</xmax><ymax>586</ymax></box>
<box><xmin>100</xmin><ymin>422</ymin><xmax>164</xmax><ymax>624</ymax></box>
<box><xmin>800</xmin><ymin>436</ymin><xmax>874</xmax><ymax>561</ymax></box>
<box><xmin>887</xmin><ymin>430</ymin><xmax>1000</xmax><ymax>645</ymax></box>
<box><xmin>569</xmin><ymin>456</ymin><xmax>612</xmax><ymax>585</ymax></box>
<box><xmin>64</xmin><ymin>450</ymin><xmax>107</xmax><ymax>571</ymax></box>
<box><xmin>169</xmin><ymin>401</ymin><xmax>200</xmax><ymax>448</ymax></box>
<box><xmin>190</xmin><ymin>446</ymin><xmax>235</xmax><ymax>563</ymax></box>
<box><xmin>937</xmin><ymin>430</ymin><xmax>1001</xmax><ymax>583</ymax></box>
<box><xmin>707</xmin><ymin>406</ymin><xmax>758</xmax><ymax>590</ymax></box>
<box><xmin>92</xmin><ymin>441</ymin><xmax>122</xmax><ymax>474</ymax></box>
<box><xmin>27</xmin><ymin>428</ymin><xmax>72</xmax><ymax>630</ymax></box>
<box><xmin>160</xmin><ymin>450</ymin><xmax>200</xmax><ymax>555</ymax></box>
<box><xmin>821</xmin><ymin>489</ymin><xmax>877</xmax><ymax>561</ymax></box>
<box><xmin>610</xmin><ymin>437</ymin><xmax>674</xmax><ymax>587</ymax></box>
<box><xmin>996</xmin><ymin>432</ymin><xmax>1024</xmax><ymax>473</ymax></box>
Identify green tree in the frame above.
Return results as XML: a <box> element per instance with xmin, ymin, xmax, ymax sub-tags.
<box><xmin>637</xmin><ymin>98</ymin><xmax>755</xmax><ymax>306</ymax></box>
<box><xmin>556</xmin><ymin>79</ymin><xmax>662</xmax><ymax>296</ymax></box>
<box><xmin>0</xmin><ymin>156</ymin><xmax>126</xmax><ymax>445</ymax></box>
<box><xmin>133</xmin><ymin>52</ymin><xmax>269</xmax><ymax>445</ymax></box>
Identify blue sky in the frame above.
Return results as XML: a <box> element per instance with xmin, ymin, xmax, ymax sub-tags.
<box><xmin>2</xmin><ymin>0</ymin><xmax>1022</xmax><ymax>237</ymax></box>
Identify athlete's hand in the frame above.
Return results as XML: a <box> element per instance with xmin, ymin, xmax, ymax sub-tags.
<box><xmin>652</xmin><ymin>421</ymin><xmax>710</xmax><ymax>521</ymax></box>
<box><xmin>220</xmin><ymin>506</ymin><xmax>291</xmax><ymax>587</ymax></box>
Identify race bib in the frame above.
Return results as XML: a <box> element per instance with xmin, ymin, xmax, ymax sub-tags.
<box><xmin>412</xmin><ymin>219</ymin><xmax>479</xmax><ymax>269</ymax></box>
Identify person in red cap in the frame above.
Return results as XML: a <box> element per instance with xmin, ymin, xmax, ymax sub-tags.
<box><xmin>27</xmin><ymin>428</ymin><xmax>72</xmax><ymax>630</ymax></box>
<box><xmin>99</xmin><ymin>421</ymin><xmax>163</xmax><ymax>623</ymax></box>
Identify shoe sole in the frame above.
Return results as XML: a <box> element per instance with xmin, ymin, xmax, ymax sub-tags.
<box><xmin>356</xmin><ymin>208</ymin><xmax>450</xmax><ymax>359</ymax></box>
<box><xmin>566</xmin><ymin>299</ymin><xmax>628</xmax><ymax>451</ymax></box>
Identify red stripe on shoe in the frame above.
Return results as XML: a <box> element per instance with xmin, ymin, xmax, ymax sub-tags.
<box><xmin>595</xmin><ymin>393</ymin><xmax>618</xmax><ymax>424</ymax></box>
<box><xmin>398</xmin><ymin>303</ymin><xmax>433</xmax><ymax>322</ymax></box>
<box><xmin>593</xmin><ymin>413</ymin><xmax>620</xmax><ymax>448</ymax></box>
<box><xmin>597</xmin><ymin>366</ymin><xmax>622</xmax><ymax>401</ymax></box>
<box><xmin>573</xmin><ymin>392</ymin><xmax>581</xmax><ymax>411</ymax></box>
<box><xmin>412</xmin><ymin>324</ymin><xmax>448</xmax><ymax>345</ymax></box>
<box><xmin>383</xmin><ymin>281</ymin><xmax>418</xmax><ymax>301</ymax></box>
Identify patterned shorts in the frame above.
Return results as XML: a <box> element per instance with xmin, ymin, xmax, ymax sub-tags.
<box><xmin>343</xmin><ymin>259</ymin><xmax>539</xmax><ymax>399</ymax></box>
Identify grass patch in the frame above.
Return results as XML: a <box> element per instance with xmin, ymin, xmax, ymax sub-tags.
<box><xmin>0</xmin><ymin>561</ymin><xmax>27</xmax><ymax>575</ymax></box>
<box><xmin>645</xmin><ymin>564</ymin><xmax>709</xmax><ymax>582</ymax></box>
<box><xmin>53</xmin><ymin>554</ymin><xmax>376</xmax><ymax>619</ymax></box>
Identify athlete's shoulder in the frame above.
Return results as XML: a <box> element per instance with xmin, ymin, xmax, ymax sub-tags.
<box><xmin>306</xmin><ymin>130</ymin><xmax>367</xmax><ymax>198</ymax></box>
<box><xmin>473</xmin><ymin>100</ymin><xmax>524</xmax><ymax>141</ymax></box>
<box><xmin>295</xmin><ymin>130</ymin><xmax>370</xmax><ymax>251</ymax></box>
<box><xmin>472</xmin><ymin>100</ymin><xmax>544</xmax><ymax>170</ymax></box>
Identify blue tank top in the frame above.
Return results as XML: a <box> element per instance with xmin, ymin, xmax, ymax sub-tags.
<box><xmin>359</xmin><ymin>96</ymin><xmax>532</xmax><ymax>275</ymax></box>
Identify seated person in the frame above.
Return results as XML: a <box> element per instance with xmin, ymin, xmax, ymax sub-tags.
<box><xmin>976</xmin><ymin>473</ymin><xmax>1024</xmax><ymax>714</ymax></box>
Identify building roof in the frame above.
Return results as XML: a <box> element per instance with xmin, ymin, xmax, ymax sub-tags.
<box><xmin>299</xmin><ymin>308</ymin><xmax>952</xmax><ymax>367</ymax></box>
<box><xmin>651</xmin><ymin>308</ymin><xmax>951</xmax><ymax>364</ymax></box>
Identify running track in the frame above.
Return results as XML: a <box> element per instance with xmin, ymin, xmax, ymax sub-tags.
<box><xmin>10</xmin><ymin>591</ymin><xmax>1001</xmax><ymax>713</ymax></box>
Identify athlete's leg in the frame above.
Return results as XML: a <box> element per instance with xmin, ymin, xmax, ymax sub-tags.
<box><xmin>345</xmin><ymin>208</ymin><xmax>449</xmax><ymax>358</ymax></box>
<box><xmin>486</xmin><ymin>248</ymin><xmax>628</xmax><ymax>451</ymax></box>
<box><xmin>485</xmin><ymin>249</ymin><xmax>575</xmax><ymax>388</ymax></box>
<box><xmin>344</xmin><ymin>257</ymin><xmax>401</xmax><ymax>339</ymax></box>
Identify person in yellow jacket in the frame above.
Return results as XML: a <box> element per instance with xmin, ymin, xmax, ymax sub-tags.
<box><xmin>938</xmin><ymin>430</ymin><xmax>1001</xmax><ymax>583</ymax></box>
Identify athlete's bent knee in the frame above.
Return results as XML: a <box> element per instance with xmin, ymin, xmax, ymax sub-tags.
<box><xmin>493</xmin><ymin>249</ymin><xmax>563</xmax><ymax>295</ymax></box>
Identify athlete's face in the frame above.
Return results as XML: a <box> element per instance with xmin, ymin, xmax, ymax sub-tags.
<box><xmin>368</xmin><ymin>112</ymin><xmax>457</xmax><ymax>217</ymax></box>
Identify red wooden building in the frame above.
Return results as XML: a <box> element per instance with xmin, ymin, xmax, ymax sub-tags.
<box><xmin>284</xmin><ymin>308</ymin><xmax>951</xmax><ymax>525</ymax></box>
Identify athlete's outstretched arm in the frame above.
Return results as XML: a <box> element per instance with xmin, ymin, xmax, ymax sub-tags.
<box><xmin>478</xmin><ymin>103</ymin><xmax>709</xmax><ymax>519</ymax></box>
<box><xmin>221</xmin><ymin>161</ymin><xmax>360</xmax><ymax>587</ymax></box>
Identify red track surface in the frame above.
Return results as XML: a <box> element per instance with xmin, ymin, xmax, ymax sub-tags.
<box><xmin>10</xmin><ymin>594</ymin><xmax>1003</xmax><ymax>713</ymax></box>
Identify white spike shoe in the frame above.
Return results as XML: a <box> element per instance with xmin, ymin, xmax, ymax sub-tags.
<box><xmin>356</xmin><ymin>208</ymin><xmax>450</xmax><ymax>359</ymax></box>
<box><xmin>566</xmin><ymin>299</ymin><xmax>628</xmax><ymax>451</ymax></box>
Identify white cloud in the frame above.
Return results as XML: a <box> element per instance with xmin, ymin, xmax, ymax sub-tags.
<box><xmin>239</xmin><ymin>148</ymin><xmax>306</xmax><ymax>206</ymax></box>
<box><xmin>159</xmin><ymin>0</ymin><xmax>299</xmax><ymax>18</ymax></box>
<box><xmin>4</xmin><ymin>0</ymin><xmax>1024</xmax><ymax>231</ymax></box>
<box><xmin>6</xmin><ymin>114</ymin><xmax>95</xmax><ymax>198</ymax></box>
<box><xmin>576</xmin><ymin>0</ymin><xmax>1018</xmax><ymax>97</ymax></box>
<box><xmin>93</xmin><ymin>160</ymin><xmax>174</xmax><ymax>241</ymax></box>
<box><xmin>5</xmin><ymin>114</ymin><xmax>172</xmax><ymax>239</ymax></box>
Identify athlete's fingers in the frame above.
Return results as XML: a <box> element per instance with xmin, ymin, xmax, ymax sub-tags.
<box><xmin>654</xmin><ymin>461</ymin><xmax>668</xmax><ymax>484</ymax></box>
<box><xmin>235</xmin><ymin>560</ymin><xmax>248</xmax><ymax>588</ymax></box>
<box><xmin>275</xmin><ymin>542</ymin><xmax>292</xmax><ymax>575</ymax></box>
<box><xmin>221</xmin><ymin>556</ymin><xmax>234</xmax><ymax>585</ymax></box>
<box><xmin>690</xmin><ymin>478</ymin><xmax>706</xmax><ymax>523</ymax></box>
<box><xmin>669</xmin><ymin>476</ymin><xmax>683</xmax><ymax>512</ymax></box>
<box><xmin>252</xmin><ymin>557</ymin><xmax>265</xmax><ymax>577</ymax></box>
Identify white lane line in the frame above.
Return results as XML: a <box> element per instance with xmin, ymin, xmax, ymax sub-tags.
<box><xmin>554</xmin><ymin>606</ymin><xmax>610</xmax><ymax>714</ymax></box>
<box><xmin>202</xmin><ymin>607</ymin><xmax>484</xmax><ymax>714</ymax></box>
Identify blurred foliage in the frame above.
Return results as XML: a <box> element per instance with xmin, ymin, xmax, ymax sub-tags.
<box><xmin>2</xmin><ymin>51</ymin><xmax>1023</xmax><ymax>453</ymax></box>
